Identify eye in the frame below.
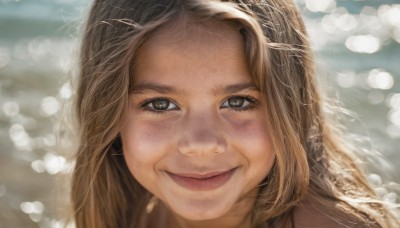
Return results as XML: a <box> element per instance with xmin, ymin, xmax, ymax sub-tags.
<box><xmin>220</xmin><ymin>96</ymin><xmax>257</xmax><ymax>110</ymax></box>
<box><xmin>142</xmin><ymin>98</ymin><xmax>178</xmax><ymax>111</ymax></box>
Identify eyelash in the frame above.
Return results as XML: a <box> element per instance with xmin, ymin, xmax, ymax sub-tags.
<box><xmin>139</xmin><ymin>95</ymin><xmax>259</xmax><ymax>115</ymax></box>
<box><xmin>221</xmin><ymin>95</ymin><xmax>258</xmax><ymax>111</ymax></box>
<box><xmin>139</xmin><ymin>97</ymin><xmax>179</xmax><ymax>115</ymax></box>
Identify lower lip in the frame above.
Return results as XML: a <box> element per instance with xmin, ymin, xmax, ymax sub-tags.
<box><xmin>166</xmin><ymin>168</ymin><xmax>237</xmax><ymax>191</ymax></box>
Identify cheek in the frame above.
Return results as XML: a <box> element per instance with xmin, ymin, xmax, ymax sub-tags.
<box><xmin>228</xmin><ymin>116</ymin><xmax>274</xmax><ymax>157</ymax></box>
<box><xmin>227</xmin><ymin>115</ymin><xmax>275</xmax><ymax>179</ymax></box>
<box><xmin>121</xmin><ymin>119</ymin><xmax>172</xmax><ymax>166</ymax></box>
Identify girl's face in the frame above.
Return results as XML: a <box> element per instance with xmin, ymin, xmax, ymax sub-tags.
<box><xmin>120</xmin><ymin>23</ymin><xmax>275</xmax><ymax>223</ymax></box>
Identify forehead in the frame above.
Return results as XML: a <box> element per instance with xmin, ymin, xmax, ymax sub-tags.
<box><xmin>135</xmin><ymin>18</ymin><xmax>245</xmax><ymax>63</ymax></box>
<box><xmin>132</xmin><ymin>19</ymin><xmax>251</xmax><ymax>87</ymax></box>
<box><xmin>146</xmin><ymin>18</ymin><xmax>242</xmax><ymax>48</ymax></box>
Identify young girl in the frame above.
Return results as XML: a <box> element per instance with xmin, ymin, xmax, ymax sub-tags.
<box><xmin>71</xmin><ymin>0</ymin><xmax>399</xmax><ymax>227</ymax></box>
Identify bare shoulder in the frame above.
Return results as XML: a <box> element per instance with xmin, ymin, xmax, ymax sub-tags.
<box><xmin>293</xmin><ymin>200</ymin><xmax>375</xmax><ymax>228</ymax></box>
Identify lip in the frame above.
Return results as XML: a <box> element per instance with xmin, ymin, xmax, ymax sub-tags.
<box><xmin>165</xmin><ymin>168</ymin><xmax>237</xmax><ymax>191</ymax></box>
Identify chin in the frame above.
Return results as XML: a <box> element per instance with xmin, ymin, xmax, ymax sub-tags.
<box><xmin>178</xmin><ymin>209</ymin><xmax>226</xmax><ymax>221</ymax></box>
<box><xmin>170</xmin><ymin>198</ymin><xmax>232</xmax><ymax>221</ymax></box>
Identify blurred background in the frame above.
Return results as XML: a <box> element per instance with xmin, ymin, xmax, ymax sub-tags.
<box><xmin>0</xmin><ymin>0</ymin><xmax>399</xmax><ymax>227</ymax></box>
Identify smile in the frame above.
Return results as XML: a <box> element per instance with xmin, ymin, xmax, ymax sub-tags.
<box><xmin>165</xmin><ymin>168</ymin><xmax>237</xmax><ymax>191</ymax></box>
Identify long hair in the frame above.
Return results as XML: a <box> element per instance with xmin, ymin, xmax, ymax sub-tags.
<box><xmin>72</xmin><ymin>0</ymin><xmax>399</xmax><ymax>227</ymax></box>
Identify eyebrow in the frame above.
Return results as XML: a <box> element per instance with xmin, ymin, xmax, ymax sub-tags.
<box><xmin>130</xmin><ymin>82</ymin><xmax>181</xmax><ymax>95</ymax></box>
<box><xmin>214</xmin><ymin>82</ymin><xmax>260</xmax><ymax>95</ymax></box>
<box><xmin>130</xmin><ymin>82</ymin><xmax>260</xmax><ymax>95</ymax></box>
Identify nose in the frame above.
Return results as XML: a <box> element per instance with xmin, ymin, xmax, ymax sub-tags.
<box><xmin>178</xmin><ymin>113</ymin><xmax>226</xmax><ymax>157</ymax></box>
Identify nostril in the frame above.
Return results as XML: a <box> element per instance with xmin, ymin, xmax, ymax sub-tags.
<box><xmin>177</xmin><ymin>130</ymin><xmax>226</xmax><ymax>156</ymax></box>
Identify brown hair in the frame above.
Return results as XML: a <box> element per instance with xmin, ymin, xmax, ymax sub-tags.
<box><xmin>71</xmin><ymin>0</ymin><xmax>399</xmax><ymax>227</ymax></box>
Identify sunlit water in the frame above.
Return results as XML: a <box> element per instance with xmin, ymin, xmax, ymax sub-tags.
<box><xmin>0</xmin><ymin>0</ymin><xmax>399</xmax><ymax>227</ymax></box>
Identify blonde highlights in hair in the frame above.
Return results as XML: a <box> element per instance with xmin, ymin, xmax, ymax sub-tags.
<box><xmin>72</xmin><ymin>0</ymin><xmax>399</xmax><ymax>227</ymax></box>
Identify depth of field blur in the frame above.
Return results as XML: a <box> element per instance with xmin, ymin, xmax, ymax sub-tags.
<box><xmin>0</xmin><ymin>0</ymin><xmax>399</xmax><ymax>227</ymax></box>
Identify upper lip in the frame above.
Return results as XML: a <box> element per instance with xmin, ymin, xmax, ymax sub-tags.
<box><xmin>165</xmin><ymin>168</ymin><xmax>236</xmax><ymax>179</ymax></box>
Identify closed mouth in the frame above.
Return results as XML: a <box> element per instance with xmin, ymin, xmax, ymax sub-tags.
<box><xmin>165</xmin><ymin>167</ymin><xmax>238</xmax><ymax>191</ymax></box>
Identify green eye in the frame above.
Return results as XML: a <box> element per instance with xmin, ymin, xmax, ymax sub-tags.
<box><xmin>221</xmin><ymin>96</ymin><xmax>257</xmax><ymax>110</ymax></box>
<box><xmin>228</xmin><ymin>97</ymin><xmax>246</xmax><ymax>107</ymax></box>
<box><xmin>143</xmin><ymin>98</ymin><xmax>178</xmax><ymax>111</ymax></box>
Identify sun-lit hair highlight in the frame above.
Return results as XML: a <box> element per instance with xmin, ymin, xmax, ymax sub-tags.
<box><xmin>71</xmin><ymin>0</ymin><xmax>399</xmax><ymax>227</ymax></box>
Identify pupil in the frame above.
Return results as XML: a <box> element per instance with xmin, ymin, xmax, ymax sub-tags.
<box><xmin>153</xmin><ymin>100</ymin><xmax>169</xmax><ymax>110</ymax></box>
<box><xmin>229</xmin><ymin>97</ymin><xmax>244</xmax><ymax>107</ymax></box>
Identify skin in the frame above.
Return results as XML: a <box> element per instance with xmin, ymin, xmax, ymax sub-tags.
<box><xmin>120</xmin><ymin>22</ymin><xmax>275</xmax><ymax>228</ymax></box>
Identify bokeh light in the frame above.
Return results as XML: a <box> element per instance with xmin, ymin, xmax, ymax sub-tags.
<box><xmin>40</xmin><ymin>97</ymin><xmax>60</xmax><ymax>116</ymax></box>
<box><xmin>2</xmin><ymin>101</ymin><xmax>20</xmax><ymax>117</ymax></box>
<box><xmin>20</xmin><ymin>201</ymin><xmax>45</xmax><ymax>222</ymax></box>
<box><xmin>9</xmin><ymin>124</ymin><xmax>33</xmax><ymax>151</ymax></box>
<box><xmin>345</xmin><ymin>35</ymin><xmax>381</xmax><ymax>54</ymax></box>
<box><xmin>388</xmin><ymin>110</ymin><xmax>400</xmax><ymax>127</ymax></box>
<box><xmin>1</xmin><ymin>0</ymin><xmax>399</xmax><ymax>227</ymax></box>
<box><xmin>387</xmin><ymin>93</ymin><xmax>400</xmax><ymax>109</ymax></box>
<box><xmin>367</xmin><ymin>69</ymin><xmax>394</xmax><ymax>90</ymax></box>
<box><xmin>59</xmin><ymin>82</ymin><xmax>72</xmax><ymax>100</ymax></box>
<box><xmin>42</xmin><ymin>152</ymin><xmax>67</xmax><ymax>175</ymax></box>
<box><xmin>305</xmin><ymin>0</ymin><xmax>336</xmax><ymax>13</ymax></box>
